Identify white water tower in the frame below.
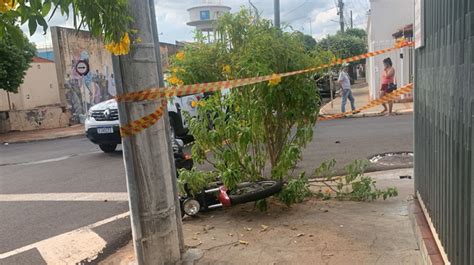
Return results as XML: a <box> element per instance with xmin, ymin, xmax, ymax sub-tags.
<box><xmin>187</xmin><ymin>0</ymin><xmax>231</xmax><ymax>41</ymax></box>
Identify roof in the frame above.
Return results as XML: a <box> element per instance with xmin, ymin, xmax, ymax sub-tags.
<box><xmin>392</xmin><ymin>24</ymin><xmax>414</xmax><ymax>38</ymax></box>
<box><xmin>32</xmin><ymin>57</ymin><xmax>54</xmax><ymax>63</ymax></box>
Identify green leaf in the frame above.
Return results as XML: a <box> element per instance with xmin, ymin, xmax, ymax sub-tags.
<box><xmin>5</xmin><ymin>24</ymin><xmax>25</xmax><ymax>47</ymax></box>
<box><xmin>28</xmin><ymin>19</ymin><xmax>37</xmax><ymax>36</ymax></box>
<box><xmin>42</xmin><ymin>1</ymin><xmax>52</xmax><ymax>16</ymax></box>
<box><xmin>30</xmin><ymin>0</ymin><xmax>41</xmax><ymax>10</ymax></box>
<box><xmin>36</xmin><ymin>15</ymin><xmax>48</xmax><ymax>34</ymax></box>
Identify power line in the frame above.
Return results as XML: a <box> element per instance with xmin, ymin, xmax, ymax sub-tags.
<box><xmin>347</xmin><ymin>0</ymin><xmax>366</xmax><ymax>18</ymax></box>
<box><xmin>283</xmin><ymin>0</ymin><xmax>309</xmax><ymax>17</ymax></box>
<box><xmin>285</xmin><ymin>6</ymin><xmax>336</xmax><ymax>23</ymax></box>
<box><xmin>355</xmin><ymin>0</ymin><xmax>369</xmax><ymax>11</ymax></box>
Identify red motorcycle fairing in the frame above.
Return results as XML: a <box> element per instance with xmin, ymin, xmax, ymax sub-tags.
<box><xmin>218</xmin><ymin>186</ymin><xmax>232</xmax><ymax>207</ymax></box>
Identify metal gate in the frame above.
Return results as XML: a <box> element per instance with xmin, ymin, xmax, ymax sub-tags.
<box><xmin>414</xmin><ymin>0</ymin><xmax>473</xmax><ymax>264</ymax></box>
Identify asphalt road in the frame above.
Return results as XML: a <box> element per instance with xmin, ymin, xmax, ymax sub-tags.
<box><xmin>0</xmin><ymin>114</ymin><xmax>413</xmax><ymax>263</ymax></box>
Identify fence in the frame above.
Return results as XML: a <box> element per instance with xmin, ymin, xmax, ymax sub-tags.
<box><xmin>414</xmin><ymin>0</ymin><xmax>473</xmax><ymax>264</ymax></box>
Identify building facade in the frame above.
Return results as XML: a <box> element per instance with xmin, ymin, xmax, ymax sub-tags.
<box><xmin>366</xmin><ymin>0</ymin><xmax>415</xmax><ymax>100</ymax></box>
<box><xmin>51</xmin><ymin>26</ymin><xmax>184</xmax><ymax>124</ymax></box>
<box><xmin>0</xmin><ymin>57</ymin><xmax>68</xmax><ymax>132</ymax></box>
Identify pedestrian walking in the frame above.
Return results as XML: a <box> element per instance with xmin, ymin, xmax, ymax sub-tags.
<box><xmin>338</xmin><ymin>63</ymin><xmax>356</xmax><ymax>113</ymax></box>
<box><xmin>380</xmin><ymin>57</ymin><xmax>396</xmax><ymax>115</ymax></box>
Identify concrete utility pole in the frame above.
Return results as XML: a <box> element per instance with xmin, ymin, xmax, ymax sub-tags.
<box><xmin>274</xmin><ymin>0</ymin><xmax>280</xmax><ymax>28</ymax></box>
<box><xmin>350</xmin><ymin>10</ymin><xmax>353</xmax><ymax>28</ymax></box>
<box><xmin>112</xmin><ymin>0</ymin><xmax>184</xmax><ymax>264</ymax></box>
<box><xmin>338</xmin><ymin>0</ymin><xmax>345</xmax><ymax>33</ymax></box>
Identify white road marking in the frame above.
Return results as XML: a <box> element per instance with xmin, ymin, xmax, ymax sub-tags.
<box><xmin>0</xmin><ymin>212</ymin><xmax>130</xmax><ymax>262</ymax></box>
<box><xmin>38</xmin><ymin>229</ymin><xmax>107</xmax><ymax>264</ymax></box>
<box><xmin>0</xmin><ymin>192</ymin><xmax>129</xmax><ymax>202</ymax></box>
<box><xmin>0</xmin><ymin>151</ymin><xmax>102</xmax><ymax>167</ymax></box>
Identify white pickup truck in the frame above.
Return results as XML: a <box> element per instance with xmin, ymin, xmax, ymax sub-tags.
<box><xmin>85</xmin><ymin>94</ymin><xmax>202</xmax><ymax>152</ymax></box>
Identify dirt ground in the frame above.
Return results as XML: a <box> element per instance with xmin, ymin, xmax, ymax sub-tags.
<box><xmin>100</xmin><ymin>168</ymin><xmax>423</xmax><ymax>265</ymax></box>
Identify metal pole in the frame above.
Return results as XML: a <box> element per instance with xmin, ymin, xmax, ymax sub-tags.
<box><xmin>330</xmin><ymin>75</ymin><xmax>335</xmax><ymax>108</ymax></box>
<box><xmin>338</xmin><ymin>0</ymin><xmax>345</xmax><ymax>33</ymax></box>
<box><xmin>112</xmin><ymin>0</ymin><xmax>183</xmax><ymax>264</ymax></box>
<box><xmin>274</xmin><ymin>0</ymin><xmax>280</xmax><ymax>28</ymax></box>
<box><xmin>350</xmin><ymin>10</ymin><xmax>353</xmax><ymax>29</ymax></box>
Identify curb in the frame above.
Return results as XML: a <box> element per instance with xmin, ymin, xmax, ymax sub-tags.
<box><xmin>351</xmin><ymin>109</ymin><xmax>413</xmax><ymax>118</ymax></box>
<box><xmin>86</xmin><ymin>217</ymin><xmax>132</xmax><ymax>265</ymax></box>
<box><xmin>319</xmin><ymin>109</ymin><xmax>413</xmax><ymax>121</ymax></box>
<box><xmin>1</xmin><ymin>131</ymin><xmax>85</xmax><ymax>144</ymax></box>
<box><xmin>408</xmin><ymin>198</ymin><xmax>445</xmax><ymax>265</ymax></box>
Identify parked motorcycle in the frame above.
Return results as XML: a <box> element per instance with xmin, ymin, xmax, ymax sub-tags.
<box><xmin>179</xmin><ymin>179</ymin><xmax>283</xmax><ymax>217</ymax></box>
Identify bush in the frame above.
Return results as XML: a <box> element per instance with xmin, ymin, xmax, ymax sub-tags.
<box><xmin>171</xmin><ymin>9</ymin><xmax>332</xmax><ymax>204</ymax></box>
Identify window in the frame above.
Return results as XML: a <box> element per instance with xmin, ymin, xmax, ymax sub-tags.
<box><xmin>200</xmin><ymin>10</ymin><xmax>210</xmax><ymax>20</ymax></box>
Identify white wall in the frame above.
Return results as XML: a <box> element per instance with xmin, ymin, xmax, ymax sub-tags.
<box><xmin>367</xmin><ymin>0</ymin><xmax>415</xmax><ymax>99</ymax></box>
<box><xmin>0</xmin><ymin>61</ymin><xmax>60</xmax><ymax>111</ymax></box>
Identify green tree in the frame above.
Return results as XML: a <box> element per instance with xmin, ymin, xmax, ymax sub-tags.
<box><xmin>344</xmin><ymin>28</ymin><xmax>367</xmax><ymax>40</ymax></box>
<box><xmin>172</xmin><ymin>9</ymin><xmax>333</xmax><ymax>203</ymax></box>
<box><xmin>294</xmin><ymin>31</ymin><xmax>316</xmax><ymax>52</ymax></box>
<box><xmin>0</xmin><ymin>28</ymin><xmax>36</xmax><ymax>93</ymax></box>
<box><xmin>0</xmin><ymin>0</ymin><xmax>132</xmax><ymax>54</ymax></box>
<box><xmin>317</xmin><ymin>33</ymin><xmax>367</xmax><ymax>60</ymax></box>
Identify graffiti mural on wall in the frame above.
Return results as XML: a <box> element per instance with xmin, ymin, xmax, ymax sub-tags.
<box><xmin>64</xmin><ymin>51</ymin><xmax>116</xmax><ymax>123</ymax></box>
<box><xmin>52</xmin><ymin>27</ymin><xmax>117</xmax><ymax>124</ymax></box>
<box><xmin>52</xmin><ymin>27</ymin><xmax>183</xmax><ymax>124</ymax></box>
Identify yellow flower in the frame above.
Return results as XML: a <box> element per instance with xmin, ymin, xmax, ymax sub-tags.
<box><xmin>0</xmin><ymin>0</ymin><xmax>15</xmax><ymax>12</ymax></box>
<box><xmin>222</xmin><ymin>64</ymin><xmax>231</xmax><ymax>74</ymax></box>
<box><xmin>167</xmin><ymin>75</ymin><xmax>184</xmax><ymax>86</ymax></box>
<box><xmin>191</xmin><ymin>100</ymin><xmax>205</xmax><ymax>108</ymax></box>
<box><xmin>105</xmin><ymin>33</ymin><xmax>130</xmax><ymax>55</ymax></box>
<box><xmin>176</xmin><ymin>51</ymin><xmax>185</xmax><ymax>61</ymax></box>
<box><xmin>268</xmin><ymin>74</ymin><xmax>282</xmax><ymax>86</ymax></box>
<box><xmin>171</xmin><ymin>67</ymin><xmax>185</xmax><ymax>74</ymax></box>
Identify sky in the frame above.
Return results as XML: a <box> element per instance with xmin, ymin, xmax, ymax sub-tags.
<box><xmin>25</xmin><ymin>0</ymin><xmax>371</xmax><ymax>49</ymax></box>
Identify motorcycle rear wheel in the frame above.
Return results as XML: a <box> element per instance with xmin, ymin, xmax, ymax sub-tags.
<box><xmin>228</xmin><ymin>180</ymin><xmax>283</xmax><ymax>205</ymax></box>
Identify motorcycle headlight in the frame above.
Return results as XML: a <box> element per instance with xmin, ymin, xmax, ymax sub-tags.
<box><xmin>175</xmin><ymin>139</ymin><xmax>184</xmax><ymax>147</ymax></box>
<box><xmin>183</xmin><ymin>199</ymin><xmax>200</xmax><ymax>216</ymax></box>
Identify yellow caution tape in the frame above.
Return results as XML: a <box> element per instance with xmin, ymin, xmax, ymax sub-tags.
<box><xmin>318</xmin><ymin>83</ymin><xmax>414</xmax><ymax>121</ymax></box>
<box><xmin>118</xmin><ymin>41</ymin><xmax>415</xmax><ymax>137</ymax></box>
<box><xmin>119</xmin><ymin>100</ymin><xmax>168</xmax><ymax>137</ymax></box>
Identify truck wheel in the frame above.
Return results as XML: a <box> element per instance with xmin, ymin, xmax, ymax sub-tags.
<box><xmin>99</xmin><ymin>144</ymin><xmax>117</xmax><ymax>153</ymax></box>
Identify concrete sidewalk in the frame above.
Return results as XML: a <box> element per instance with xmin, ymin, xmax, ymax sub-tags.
<box><xmin>0</xmin><ymin>124</ymin><xmax>84</xmax><ymax>144</ymax></box>
<box><xmin>320</xmin><ymin>84</ymin><xmax>413</xmax><ymax>117</ymax></box>
<box><xmin>99</xmin><ymin>168</ymin><xmax>423</xmax><ymax>265</ymax></box>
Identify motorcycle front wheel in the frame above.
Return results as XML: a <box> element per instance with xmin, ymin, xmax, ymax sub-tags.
<box><xmin>228</xmin><ymin>180</ymin><xmax>283</xmax><ymax>205</ymax></box>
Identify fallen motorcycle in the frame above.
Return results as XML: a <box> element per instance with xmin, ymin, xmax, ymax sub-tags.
<box><xmin>179</xmin><ymin>179</ymin><xmax>283</xmax><ymax>217</ymax></box>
